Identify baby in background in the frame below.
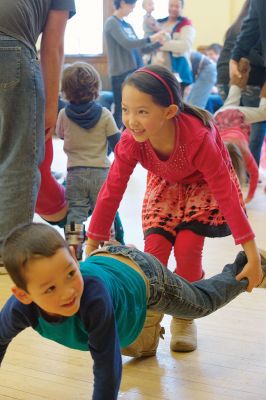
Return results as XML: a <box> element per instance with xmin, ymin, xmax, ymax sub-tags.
<box><xmin>142</xmin><ymin>0</ymin><xmax>161</xmax><ymax>37</ymax></box>
<box><xmin>142</xmin><ymin>0</ymin><xmax>169</xmax><ymax>65</ymax></box>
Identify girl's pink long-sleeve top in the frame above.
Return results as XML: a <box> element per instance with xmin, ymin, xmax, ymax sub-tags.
<box><xmin>87</xmin><ymin>113</ymin><xmax>254</xmax><ymax>245</ymax></box>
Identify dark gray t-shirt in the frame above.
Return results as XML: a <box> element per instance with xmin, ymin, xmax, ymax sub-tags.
<box><xmin>0</xmin><ymin>0</ymin><xmax>76</xmax><ymax>51</ymax></box>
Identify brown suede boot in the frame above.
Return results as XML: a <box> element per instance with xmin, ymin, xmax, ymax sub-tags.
<box><xmin>170</xmin><ymin>318</ymin><xmax>197</xmax><ymax>352</ymax></box>
<box><xmin>121</xmin><ymin>310</ymin><xmax>165</xmax><ymax>358</ymax></box>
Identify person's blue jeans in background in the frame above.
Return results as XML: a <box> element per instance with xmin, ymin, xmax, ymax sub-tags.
<box><xmin>186</xmin><ymin>62</ymin><xmax>217</xmax><ymax>109</ymax></box>
<box><xmin>217</xmin><ymin>83</ymin><xmax>266</xmax><ymax>166</ymax></box>
<box><xmin>241</xmin><ymin>86</ymin><xmax>266</xmax><ymax>166</ymax></box>
<box><xmin>101</xmin><ymin>245</ymin><xmax>248</xmax><ymax>319</ymax></box>
<box><xmin>205</xmin><ymin>93</ymin><xmax>224</xmax><ymax>114</ymax></box>
<box><xmin>0</xmin><ymin>35</ymin><xmax>45</xmax><ymax>250</ymax></box>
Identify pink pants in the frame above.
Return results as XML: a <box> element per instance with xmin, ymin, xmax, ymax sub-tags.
<box><xmin>35</xmin><ymin>137</ymin><xmax>66</xmax><ymax>216</ymax></box>
<box><xmin>144</xmin><ymin>231</ymin><xmax>205</xmax><ymax>282</ymax></box>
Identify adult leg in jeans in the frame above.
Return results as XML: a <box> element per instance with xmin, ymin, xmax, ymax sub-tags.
<box><xmin>241</xmin><ymin>85</ymin><xmax>266</xmax><ymax>166</ymax></box>
<box><xmin>0</xmin><ymin>37</ymin><xmax>44</xmax><ymax>254</ymax></box>
<box><xmin>186</xmin><ymin>62</ymin><xmax>217</xmax><ymax>109</ymax></box>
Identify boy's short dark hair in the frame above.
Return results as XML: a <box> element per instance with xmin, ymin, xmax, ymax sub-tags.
<box><xmin>113</xmin><ymin>0</ymin><xmax>137</xmax><ymax>10</ymax></box>
<box><xmin>62</xmin><ymin>62</ymin><xmax>101</xmax><ymax>104</ymax></box>
<box><xmin>3</xmin><ymin>223</ymin><xmax>69</xmax><ymax>292</ymax></box>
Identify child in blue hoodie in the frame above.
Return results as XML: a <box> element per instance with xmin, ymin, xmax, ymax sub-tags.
<box><xmin>56</xmin><ymin>62</ymin><xmax>123</xmax><ymax>251</ymax></box>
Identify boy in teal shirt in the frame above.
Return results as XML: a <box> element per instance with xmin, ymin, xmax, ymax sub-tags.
<box><xmin>0</xmin><ymin>223</ymin><xmax>254</xmax><ymax>399</ymax></box>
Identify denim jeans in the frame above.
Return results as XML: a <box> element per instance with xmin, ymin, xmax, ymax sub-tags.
<box><xmin>186</xmin><ymin>62</ymin><xmax>217</xmax><ymax>109</ymax></box>
<box><xmin>0</xmin><ymin>35</ymin><xmax>45</xmax><ymax>250</ymax></box>
<box><xmin>100</xmin><ymin>246</ymin><xmax>248</xmax><ymax>320</ymax></box>
<box><xmin>241</xmin><ymin>86</ymin><xmax>266</xmax><ymax>166</ymax></box>
<box><xmin>111</xmin><ymin>70</ymin><xmax>135</xmax><ymax>129</ymax></box>
<box><xmin>217</xmin><ymin>84</ymin><xmax>266</xmax><ymax>165</ymax></box>
<box><xmin>66</xmin><ymin>166</ymin><xmax>108</xmax><ymax>225</ymax></box>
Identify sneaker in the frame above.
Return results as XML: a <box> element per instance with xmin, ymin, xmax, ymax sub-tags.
<box><xmin>64</xmin><ymin>222</ymin><xmax>86</xmax><ymax>261</ymax></box>
<box><xmin>170</xmin><ymin>318</ymin><xmax>197</xmax><ymax>352</ymax></box>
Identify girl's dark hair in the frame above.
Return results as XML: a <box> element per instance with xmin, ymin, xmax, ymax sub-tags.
<box><xmin>224</xmin><ymin>142</ymin><xmax>245</xmax><ymax>186</ymax></box>
<box><xmin>113</xmin><ymin>0</ymin><xmax>137</xmax><ymax>10</ymax></box>
<box><xmin>62</xmin><ymin>62</ymin><xmax>101</xmax><ymax>104</ymax></box>
<box><xmin>123</xmin><ymin>64</ymin><xmax>213</xmax><ymax>127</ymax></box>
<box><xmin>224</xmin><ymin>0</ymin><xmax>251</xmax><ymax>39</ymax></box>
<box><xmin>2</xmin><ymin>223</ymin><xmax>69</xmax><ymax>292</ymax></box>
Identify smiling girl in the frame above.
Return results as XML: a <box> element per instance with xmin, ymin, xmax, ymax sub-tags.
<box><xmin>86</xmin><ymin>64</ymin><xmax>261</xmax><ymax>351</ymax></box>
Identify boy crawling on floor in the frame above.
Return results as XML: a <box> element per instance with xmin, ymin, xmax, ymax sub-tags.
<box><xmin>0</xmin><ymin>223</ymin><xmax>261</xmax><ymax>399</ymax></box>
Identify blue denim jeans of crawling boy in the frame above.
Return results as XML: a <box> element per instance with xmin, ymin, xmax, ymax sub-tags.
<box><xmin>66</xmin><ymin>166</ymin><xmax>109</xmax><ymax>225</ymax></box>
<box><xmin>101</xmin><ymin>245</ymin><xmax>248</xmax><ymax>319</ymax></box>
<box><xmin>0</xmin><ymin>35</ymin><xmax>45</xmax><ymax>250</ymax></box>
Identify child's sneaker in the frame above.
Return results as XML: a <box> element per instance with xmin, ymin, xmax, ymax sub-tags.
<box><xmin>170</xmin><ymin>318</ymin><xmax>197</xmax><ymax>352</ymax></box>
<box><xmin>64</xmin><ymin>222</ymin><xmax>86</xmax><ymax>260</ymax></box>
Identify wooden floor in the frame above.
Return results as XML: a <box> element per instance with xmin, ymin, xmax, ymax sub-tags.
<box><xmin>1</xmin><ymin>138</ymin><xmax>266</xmax><ymax>399</ymax></box>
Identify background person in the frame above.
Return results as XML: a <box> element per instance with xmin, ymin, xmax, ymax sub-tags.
<box><xmin>104</xmin><ymin>0</ymin><xmax>165</xmax><ymax>128</ymax></box>
<box><xmin>0</xmin><ymin>0</ymin><xmax>76</xmax><ymax>273</ymax></box>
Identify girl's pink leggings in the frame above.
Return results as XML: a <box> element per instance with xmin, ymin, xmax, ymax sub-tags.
<box><xmin>144</xmin><ymin>231</ymin><xmax>205</xmax><ymax>282</ymax></box>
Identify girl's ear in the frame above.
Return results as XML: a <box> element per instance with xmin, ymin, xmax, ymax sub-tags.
<box><xmin>12</xmin><ymin>287</ymin><xmax>33</xmax><ymax>305</ymax></box>
<box><xmin>165</xmin><ymin>104</ymin><xmax>179</xmax><ymax>119</ymax></box>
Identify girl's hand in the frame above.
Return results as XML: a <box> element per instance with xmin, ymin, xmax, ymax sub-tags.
<box><xmin>236</xmin><ymin>256</ymin><xmax>262</xmax><ymax>292</ymax></box>
<box><xmin>244</xmin><ymin>195</ymin><xmax>252</xmax><ymax>204</ymax></box>
<box><xmin>237</xmin><ymin>240</ymin><xmax>262</xmax><ymax>292</ymax></box>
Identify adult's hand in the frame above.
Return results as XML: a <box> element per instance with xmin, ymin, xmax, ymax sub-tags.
<box><xmin>229</xmin><ymin>59</ymin><xmax>242</xmax><ymax>81</ymax></box>
<box><xmin>150</xmin><ymin>31</ymin><xmax>167</xmax><ymax>45</ymax></box>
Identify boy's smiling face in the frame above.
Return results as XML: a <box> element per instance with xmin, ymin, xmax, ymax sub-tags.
<box><xmin>12</xmin><ymin>248</ymin><xmax>84</xmax><ymax>318</ymax></box>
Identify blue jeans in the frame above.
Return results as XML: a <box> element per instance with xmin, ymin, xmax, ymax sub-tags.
<box><xmin>217</xmin><ymin>84</ymin><xmax>266</xmax><ymax>165</ymax></box>
<box><xmin>186</xmin><ymin>62</ymin><xmax>217</xmax><ymax>109</ymax></box>
<box><xmin>241</xmin><ymin>86</ymin><xmax>266</xmax><ymax>166</ymax></box>
<box><xmin>101</xmin><ymin>246</ymin><xmax>248</xmax><ymax>319</ymax></box>
<box><xmin>66</xmin><ymin>167</ymin><xmax>108</xmax><ymax>224</ymax></box>
<box><xmin>0</xmin><ymin>35</ymin><xmax>45</xmax><ymax>250</ymax></box>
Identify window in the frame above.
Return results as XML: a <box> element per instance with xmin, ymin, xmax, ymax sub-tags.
<box><xmin>64</xmin><ymin>0</ymin><xmax>103</xmax><ymax>55</ymax></box>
